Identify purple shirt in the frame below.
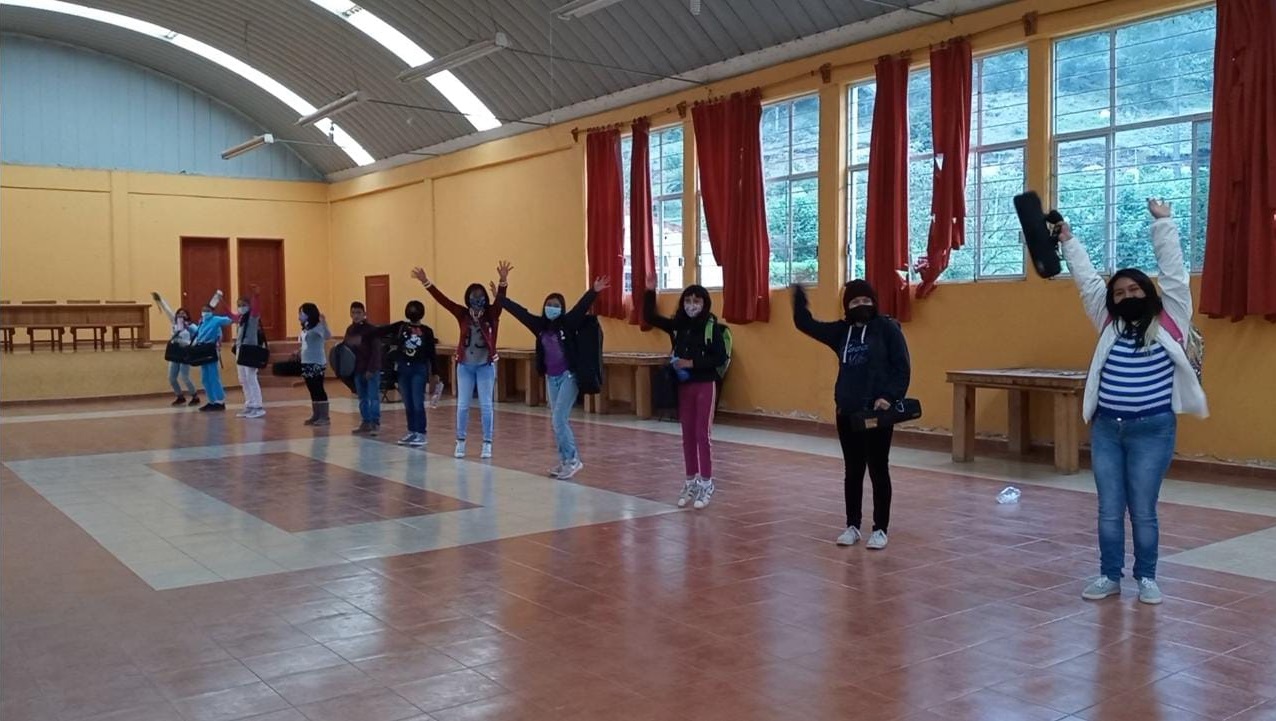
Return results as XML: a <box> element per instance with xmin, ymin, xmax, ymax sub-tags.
<box><xmin>541</xmin><ymin>330</ymin><xmax>569</xmax><ymax>377</ymax></box>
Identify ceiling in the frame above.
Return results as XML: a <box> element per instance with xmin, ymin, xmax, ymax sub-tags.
<box><xmin>0</xmin><ymin>0</ymin><xmax>1008</xmax><ymax>178</ymax></box>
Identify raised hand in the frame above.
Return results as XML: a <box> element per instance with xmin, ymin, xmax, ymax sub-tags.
<box><xmin>1147</xmin><ymin>198</ymin><xmax>1172</xmax><ymax>219</ymax></box>
<box><xmin>496</xmin><ymin>260</ymin><xmax>514</xmax><ymax>283</ymax></box>
<box><xmin>1058</xmin><ymin>221</ymin><xmax>1073</xmax><ymax>243</ymax></box>
<box><xmin>410</xmin><ymin>267</ymin><xmax>429</xmax><ymax>285</ymax></box>
<box><xmin>488</xmin><ymin>281</ymin><xmax>498</xmax><ymax>297</ymax></box>
<box><xmin>151</xmin><ymin>291</ymin><xmax>161</xmax><ymax>302</ymax></box>
<box><xmin>593</xmin><ymin>276</ymin><xmax>611</xmax><ymax>292</ymax></box>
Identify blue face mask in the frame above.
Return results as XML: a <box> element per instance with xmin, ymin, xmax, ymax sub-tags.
<box><xmin>468</xmin><ymin>296</ymin><xmax>487</xmax><ymax>311</ymax></box>
<box><xmin>201</xmin><ymin>311</ymin><xmax>212</xmax><ymax>321</ymax></box>
<box><xmin>544</xmin><ymin>306</ymin><xmax>563</xmax><ymax>320</ymax></box>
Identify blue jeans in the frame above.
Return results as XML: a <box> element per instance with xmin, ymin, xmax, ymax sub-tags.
<box><xmin>354</xmin><ymin>371</ymin><xmax>382</xmax><ymax>425</ymax></box>
<box><xmin>547</xmin><ymin>372</ymin><xmax>580</xmax><ymax>462</ymax></box>
<box><xmin>456</xmin><ymin>362</ymin><xmax>495</xmax><ymax>442</ymax></box>
<box><xmin>398</xmin><ymin>363</ymin><xmax>428</xmax><ymax>434</ymax></box>
<box><xmin>1091</xmin><ymin>412</ymin><xmax>1177</xmax><ymax>581</ymax></box>
<box><xmin>198</xmin><ymin>362</ymin><xmax>225</xmax><ymax>403</ymax></box>
<box><xmin>168</xmin><ymin>360</ymin><xmax>196</xmax><ymax>395</ymax></box>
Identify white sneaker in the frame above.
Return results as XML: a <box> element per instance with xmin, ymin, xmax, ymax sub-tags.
<box><xmin>480</xmin><ymin>442</ymin><xmax>492</xmax><ymax>459</ymax></box>
<box><xmin>866</xmin><ymin>530</ymin><xmax>888</xmax><ymax>550</ymax></box>
<box><xmin>548</xmin><ymin>462</ymin><xmax>564</xmax><ymax>478</ymax></box>
<box><xmin>454</xmin><ymin>440</ymin><xmax>467</xmax><ymax>458</ymax></box>
<box><xmin>246</xmin><ymin>407</ymin><xmax>266</xmax><ymax>419</ymax></box>
<box><xmin>692</xmin><ymin>479</ymin><xmax>716</xmax><ymax>510</ymax></box>
<box><xmin>1082</xmin><ymin>576</ymin><xmax>1121</xmax><ymax>600</ymax></box>
<box><xmin>398</xmin><ymin>433</ymin><xmax>415</xmax><ymax>446</ymax></box>
<box><xmin>558</xmin><ymin>459</ymin><xmax>584</xmax><ymax>480</ymax></box>
<box><xmin>409</xmin><ymin>433</ymin><xmax>427</xmax><ymax>448</ymax></box>
<box><xmin>676</xmin><ymin>479</ymin><xmax>698</xmax><ymax>508</ymax></box>
<box><xmin>836</xmin><ymin>527</ymin><xmax>862</xmax><ymax>546</ymax></box>
<box><xmin>235</xmin><ymin>408</ymin><xmax>251</xmax><ymax>418</ymax></box>
<box><xmin>1137</xmin><ymin>577</ymin><xmax>1163</xmax><ymax>605</ymax></box>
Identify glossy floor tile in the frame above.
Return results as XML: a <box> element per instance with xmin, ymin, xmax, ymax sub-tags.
<box><xmin>2</xmin><ymin>392</ymin><xmax>1275</xmax><ymax>721</ymax></box>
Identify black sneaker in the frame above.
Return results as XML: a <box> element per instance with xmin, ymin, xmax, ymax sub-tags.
<box><xmin>211</xmin><ymin>403</ymin><xmax>226</xmax><ymax>412</ymax></box>
<box><xmin>199</xmin><ymin>403</ymin><xmax>215</xmax><ymax>412</ymax></box>
<box><xmin>171</xmin><ymin>396</ymin><xmax>186</xmax><ymax>406</ymax></box>
<box><xmin>369</xmin><ymin>423</ymin><xmax>380</xmax><ymax>437</ymax></box>
<box><xmin>188</xmin><ymin>396</ymin><xmax>201</xmax><ymax>407</ymax></box>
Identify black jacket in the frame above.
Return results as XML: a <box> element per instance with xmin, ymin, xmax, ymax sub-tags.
<box><xmin>792</xmin><ymin>287</ymin><xmax>910</xmax><ymax>413</ymax></box>
<box><xmin>500</xmin><ymin>289</ymin><xmax>598</xmax><ymax>376</ymax></box>
<box><xmin>371</xmin><ymin>321</ymin><xmax>437</xmax><ymax>367</ymax></box>
<box><xmin>643</xmin><ymin>290</ymin><xmax>728</xmax><ymax>385</ymax></box>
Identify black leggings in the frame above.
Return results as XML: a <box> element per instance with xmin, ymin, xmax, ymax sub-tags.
<box><xmin>835</xmin><ymin>414</ymin><xmax>894</xmax><ymax>532</ymax></box>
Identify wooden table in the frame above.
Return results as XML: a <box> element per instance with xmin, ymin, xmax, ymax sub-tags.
<box><xmin>0</xmin><ymin>303</ymin><xmax>152</xmax><ymax>350</ymax></box>
<box><xmin>947</xmin><ymin>368</ymin><xmax>1087</xmax><ymax>474</ymax></box>
<box><xmin>437</xmin><ymin>347</ymin><xmax>668</xmax><ymax>419</ymax></box>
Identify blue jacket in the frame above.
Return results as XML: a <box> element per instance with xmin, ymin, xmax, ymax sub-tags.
<box><xmin>192</xmin><ymin>315</ymin><xmax>232</xmax><ymax>345</ymax></box>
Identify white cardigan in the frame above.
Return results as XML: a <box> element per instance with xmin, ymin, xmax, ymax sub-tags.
<box><xmin>1060</xmin><ymin>218</ymin><xmax>1208</xmax><ymax>423</ymax></box>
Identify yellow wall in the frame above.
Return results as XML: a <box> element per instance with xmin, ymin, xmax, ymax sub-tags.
<box><xmin>1</xmin><ymin>166</ymin><xmax>330</xmax><ymax>342</ymax></box>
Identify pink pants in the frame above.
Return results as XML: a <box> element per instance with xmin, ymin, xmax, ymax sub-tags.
<box><xmin>678</xmin><ymin>381</ymin><xmax>716</xmax><ymax>478</ymax></box>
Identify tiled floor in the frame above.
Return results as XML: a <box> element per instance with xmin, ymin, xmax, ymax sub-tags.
<box><xmin>3</xmin><ymin>392</ymin><xmax>1276</xmax><ymax>721</ymax></box>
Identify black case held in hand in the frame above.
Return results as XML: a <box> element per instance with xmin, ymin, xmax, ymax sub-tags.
<box><xmin>844</xmin><ymin>398</ymin><xmax>923</xmax><ymax>432</ymax></box>
<box><xmin>1014</xmin><ymin>191</ymin><xmax>1064</xmax><ymax>279</ymax></box>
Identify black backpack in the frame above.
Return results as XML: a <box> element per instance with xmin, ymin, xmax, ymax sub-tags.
<box><xmin>571</xmin><ymin>315</ymin><xmax>604</xmax><ymax>395</ymax></box>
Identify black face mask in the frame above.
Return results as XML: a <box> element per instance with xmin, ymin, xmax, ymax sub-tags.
<box><xmin>1114</xmin><ymin>297</ymin><xmax>1148</xmax><ymax>323</ymax></box>
<box><xmin>847</xmin><ymin>306</ymin><xmax>875</xmax><ymax>324</ymax></box>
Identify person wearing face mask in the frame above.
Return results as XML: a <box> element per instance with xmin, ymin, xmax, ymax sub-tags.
<box><xmin>499</xmin><ymin>276</ymin><xmax>610</xmax><ymax>479</ymax></box>
<box><xmin>1059</xmin><ymin>198</ymin><xmax>1208</xmax><ymax>605</ymax></box>
<box><xmin>356</xmin><ymin>300</ymin><xmax>437</xmax><ymax>447</ymax></box>
<box><xmin>189</xmin><ymin>291</ymin><xmax>235</xmax><ymax>412</ymax></box>
<box><xmin>642</xmin><ymin>282</ymin><xmax>729</xmax><ymax>510</ymax></box>
<box><xmin>792</xmin><ymin>281</ymin><xmax>910</xmax><ymax>550</ymax></box>
<box><xmin>152</xmin><ymin>291</ymin><xmax>200</xmax><ymax>407</ymax></box>
<box><xmin>225</xmin><ymin>285</ymin><xmax>265</xmax><ymax>419</ymax></box>
<box><xmin>411</xmin><ymin>262</ymin><xmax>511</xmax><ymax>460</ymax></box>
<box><xmin>297</xmin><ymin>303</ymin><xmax>332</xmax><ymax>427</ymax></box>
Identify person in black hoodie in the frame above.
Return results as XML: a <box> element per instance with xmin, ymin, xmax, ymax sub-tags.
<box><xmin>500</xmin><ymin>276</ymin><xmax>610</xmax><ymax>479</ymax></box>
<box><xmin>353</xmin><ymin>300</ymin><xmax>437</xmax><ymax>448</ymax></box>
<box><xmin>792</xmin><ymin>280</ymin><xmax>910</xmax><ymax>549</ymax></box>
<box><xmin>643</xmin><ymin>281</ymin><xmax>729</xmax><ymax>510</ymax></box>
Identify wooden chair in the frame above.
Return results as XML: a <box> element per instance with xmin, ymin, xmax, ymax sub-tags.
<box><xmin>0</xmin><ymin>300</ymin><xmax>11</xmax><ymax>352</ymax></box>
<box><xmin>106</xmin><ymin>300</ymin><xmax>144</xmax><ymax>349</ymax></box>
<box><xmin>66</xmin><ymin>299</ymin><xmax>107</xmax><ymax>351</ymax></box>
<box><xmin>21</xmin><ymin>300</ymin><xmax>63</xmax><ymax>352</ymax></box>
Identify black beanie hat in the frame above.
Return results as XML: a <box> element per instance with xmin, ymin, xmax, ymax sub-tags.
<box><xmin>842</xmin><ymin>280</ymin><xmax>878</xmax><ymax>312</ymax></box>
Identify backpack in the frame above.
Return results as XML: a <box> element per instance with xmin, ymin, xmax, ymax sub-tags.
<box><xmin>1103</xmin><ymin>313</ymin><xmax>1204</xmax><ymax>381</ymax></box>
<box><xmin>571</xmin><ymin>315</ymin><xmax>604</xmax><ymax>395</ymax></box>
<box><xmin>703</xmin><ymin>317</ymin><xmax>733</xmax><ymax>379</ymax></box>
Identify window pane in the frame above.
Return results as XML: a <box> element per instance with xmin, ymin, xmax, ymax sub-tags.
<box><xmin>697</xmin><ymin>197</ymin><xmax>723</xmax><ymax>288</ymax></box>
<box><xmin>762</xmin><ymin>94</ymin><xmax>820</xmax><ymax>287</ymax></box>
<box><xmin>848</xmin><ymin>169</ymin><xmax>869</xmax><ymax>280</ymax></box>
<box><xmin>1114</xmin><ymin>8</ymin><xmax>1215</xmax><ymax>126</ymax></box>
<box><xmin>907</xmin><ymin>156</ymin><xmax>934</xmax><ymax>276</ymax></box>
<box><xmin>656</xmin><ymin>197</ymin><xmax>682</xmax><ymax>290</ymax></box>
<box><xmin>1113</xmin><ymin>122</ymin><xmax>1194</xmax><ymax>273</ymax></box>
<box><xmin>1055</xmin><ymin>32</ymin><xmax>1112</xmax><ymax>134</ymax></box>
<box><xmin>908</xmin><ymin>70</ymin><xmax>933</xmax><ymax>156</ymax></box>
<box><xmin>765</xmin><ymin>179</ymin><xmax>790</xmax><ymax>287</ymax></box>
<box><xmin>620</xmin><ymin>136</ymin><xmax>633</xmax><ymax>293</ymax></box>
<box><xmin>1056</xmin><ymin>136</ymin><xmax>1110</xmax><ymax>270</ymax></box>
<box><xmin>791</xmin><ymin>95</ymin><xmax>820</xmax><ymax>175</ymax></box>
<box><xmin>848</xmin><ymin>84</ymin><xmax>875</xmax><ymax>166</ymax></box>
<box><xmin>790</xmin><ymin>177</ymin><xmax>819</xmax><ymax>285</ymax></box>
<box><xmin>1191</xmin><ymin>119</ymin><xmax>1211</xmax><ymax>271</ymax></box>
<box><xmin>655</xmin><ymin>127</ymin><xmax>683</xmax><ymax>197</ymax></box>
<box><xmin>974</xmin><ymin>147</ymin><xmax>1026</xmax><ymax>278</ymax></box>
<box><xmin>761</xmin><ymin>102</ymin><xmax>790</xmax><ymax>179</ymax></box>
<box><xmin>979</xmin><ymin>48</ymin><xmax>1029</xmax><ymax>145</ymax></box>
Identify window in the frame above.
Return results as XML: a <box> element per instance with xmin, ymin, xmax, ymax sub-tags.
<box><xmin>620</xmin><ymin>126</ymin><xmax>686</xmax><ymax>292</ymax></box>
<box><xmin>696</xmin><ymin>195</ymin><xmax>723</xmax><ymax>288</ymax></box>
<box><xmin>1053</xmin><ymin>7</ymin><xmax>1215</xmax><ymax>274</ymax></box>
<box><xmin>846</xmin><ymin>48</ymin><xmax>1030</xmax><ymax>282</ymax></box>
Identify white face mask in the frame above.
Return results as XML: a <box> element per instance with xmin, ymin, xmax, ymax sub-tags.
<box><xmin>237</xmin><ymin>305</ymin><xmax>249</xmax><ymax>315</ymax></box>
<box><xmin>683</xmin><ymin>303</ymin><xmax>702</xmax><ymax>318</ymax></box>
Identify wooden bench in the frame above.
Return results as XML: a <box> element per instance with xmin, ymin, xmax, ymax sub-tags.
<box><xmin>66</xmin><ymin>299</ymin><xmax>107</xmax><ymax>351</ymax></box>
<box><xmin>947</xmin><ymin>368</ymin><xmax>1087</xmax><ymax>474</ymax></box>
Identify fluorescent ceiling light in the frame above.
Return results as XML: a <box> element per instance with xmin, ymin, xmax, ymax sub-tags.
<box><xmin>1</xmin><ymin>0</ymin><xmax>375</xmax><ymax>166</ymax></box>
<box><xmin>307</xmin><ymin>0</ymin><xmax>501</xmax><ymax>131</ymax></box>
<box><xmin>396</xmin><ymin>33</ymin><xmax>509</xmax><ymax>84</ymax></box>
<box><xmin>554</xmin><ymin>0</ymin><xmax>627</xmax><ymax>20</ymax></box>
<box><xmin>221</xmin><ymin>133</ymin><xmax>274</xmax><ymax>160</ymax></box>
<box><xmin>296</xmin><ymin>91</ymin><xmax>363</xmax><ymax>127</ymax></box>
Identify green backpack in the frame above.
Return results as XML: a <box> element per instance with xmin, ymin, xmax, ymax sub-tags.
<box><xmin>703</xmin><ymin>317</ymin><xmax>733</xmax><ymax>379</ymax></box>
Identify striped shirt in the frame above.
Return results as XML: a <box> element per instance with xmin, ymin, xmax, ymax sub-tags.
<box><xmin>1097</xmin><ymin>332</ymin><xmax>1174</xmax><ymax>418</ymax></box>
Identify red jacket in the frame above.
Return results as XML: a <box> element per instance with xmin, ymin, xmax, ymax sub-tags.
<box><xmin>427</xmin><ymin>283</ymin><xmax>505</xmax><ymax>365</ymax></box>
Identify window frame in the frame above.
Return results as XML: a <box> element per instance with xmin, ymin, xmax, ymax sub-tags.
<box><xmin>760</xmin><ymin>93</ymin><xmax>821</xmax><ymax>288</ymax></box>
<box><xmin>1049</xmin><ymin>8</ymin><xmax>1215</xmax><ymax>275</ymax></box>
<box><xmin>620</xmin><ymin>124</ymin><xmax>687</xmax><ymax>294</ymax></box>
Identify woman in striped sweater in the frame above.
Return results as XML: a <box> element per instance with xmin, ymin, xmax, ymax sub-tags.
<box><xmin>1059</xmin><ymin>198</ymin><xmax>1208</xmax><ymax>606</ymax></box>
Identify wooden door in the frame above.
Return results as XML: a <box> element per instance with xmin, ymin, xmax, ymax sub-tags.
<box><xmin>364</xmin><ymin>274</ymin><xmax>391</xmax><ymax>324</ymax></box>
<box><xmin>180</xmin><ymin>237</ymin><xmax>230</xmax><ymax>339</ymax></box>
<box><xmin>236</xmin><ymin>239</ymin><xmax>285</xmax><ymax>339</ymax></box>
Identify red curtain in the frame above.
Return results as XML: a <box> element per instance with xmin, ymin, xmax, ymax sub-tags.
<box><xmin>916</xmin><ymin>38</ymin><xmax>972</xmax><ymax>299</ymax></box>
<box><xmin>1200</xmin><ymin>0</ymin><xmax>1276</xmax><ymax>322</ymax></box>
<box><xmin>864</xmin><ymin>54</ymin><xmax>913</xmax><ymax>321</ymax></box>
<box><xmin>692</xmin><ymin>90</ymin><xmax>771</xmax><ymax>324</ymax></box>
<box><xmin>628</xmin><ymin>119</ymin><xmax>655</xmax><ymax>327</ymax></box>
<box><xmin>585</xmin><ymin>129</ymin><xmax>626</xmax><ymax>319</ymax></box>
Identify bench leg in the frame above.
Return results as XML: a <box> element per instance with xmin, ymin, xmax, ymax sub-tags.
<box><xmin>952</xmin><ymin>383</ymin><xmax>976</xmax><ymax>463</ymax></box>
<box><xmin>1053</xmin><ymin>393</ymin><xmax>1081</xmax><ymax>474</ymax></box>
<box><xmin>1008</xmin><ymin>389</ymin><xmax>1031</xmax><ymax>455</ymax></box>
<box><xmin>634</xmin><ymin>367</ymin><xmax>653</xmax><ymax>420</ymax></box>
